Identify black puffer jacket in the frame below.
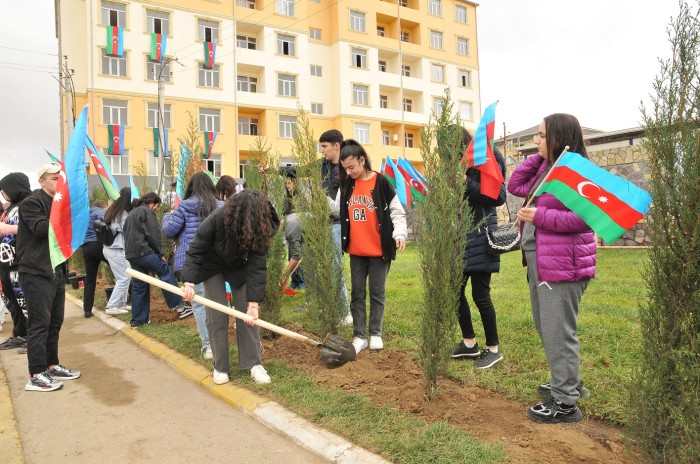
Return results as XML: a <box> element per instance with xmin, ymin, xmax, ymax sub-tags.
<box><xmin>0</xmin><ymin>172</ymin><xmax>32</xmax><ymax>270</ymax></box>
<box><xmin>462</xmin><ymin>147</ymin><xmax>507</xmax><ymax>274</ymax></box>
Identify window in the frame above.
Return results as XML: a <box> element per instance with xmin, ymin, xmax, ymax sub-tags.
<box><xmin>431</xmin><ymin>63</ymin><xmax>444</xmax><ymax>82</ymax></box>
<box><xmin>309</xmin><ymin>27</ymin><xmax>321</xmax><ymax>40</ymax></box>
<box><xmin>146</xmin><ymin>10</ymin><xmax>169</xmax><ymax>35</ymax></box>
<box><xmin>199</xmin><ymin>108</ymin><xmax>221</xmax><ymax>132</ymax></box>
<box><xmin>105</xmin><ymin>152</ymin><xmax>129</xmax><ymax>175</ymax></box>
<box><xmin>311</xmin><ymin>103</ymin><xmax>323</xmax><ymax>115</ymax></box>
<box><xmin>146</xmin><ymin>58</ymin><xmax>170</xmax><ymax>82</ymax></box>
<box><xmin>236</xmin><ymin>35</ymin><xmax>256</xmax><ymax>50</ymax></box>
<box><xmin>237</xmin><ymin>75</ymin><xmax>258</xmax><ymax>92</ymax></box>
<box><xmin>460</xmin><ymin>102</ymin><xmax>473</xmax><ymax>121</ymax></box>
<box><xmin>198</xmin><ymin>19</ymin><xmax>219</xmax><ymax>42</ymax></box>
<box><xmin>351</xmin><ymin>48</ymin><xmax>367</xmax><ymax>68</ymax></box>
<box><xmin>430</xmin><ymin>30</ymin><xmax>443</xmax><ymax>49</ymax></box>
<box><xmin>236</xmin><ymin>0</ymin><xmax>256</xmax><ymax>8</ymax></box>
<box><xmin>382</xmin><ymin>130</ymin><xmax>390</xmax><ymax>146</ymax></box>
<box><xmin>455</xmin><ymin>5</ymin><xmax>467</xmax><ymax>23</ymax></box>
<box><xmin>279</xmin><ymin>115</ymin><xmax>297</xmax><ymax>138</ymax></box>
<box><xmin>310</xmin><ymin>65</ymin><xmax>322</xmax><ymax>76</ymax></box>
<box><xmin>102</xmin><ymin>99</ymin><xmax>127</xmax><ymax>125</ymax></box>
<box><xmin>428</xmin><ymin>0</ymin><xmax>441</xmax><ymax>16</ymax></box>
<box><xmin>404</xmin><ymin>133</ymin><xmax>414</xmax><ymax>148</ymax></box>
<box><xmin>198</xmin><ymin>63</ymin><xmax>220</xmax><ymax>88</ymax></box>
<box><xmin>402</xmin><ymin>64</ymin><xmax>411</xmax><ymax>77</ymax></box>
<box><xmin>352</xmin><ymin>84</ymin><xmax>368</xmax><ymax>106</ymax></box>
<box><xmin>101</xmin><ymin>1</ymin><xmax>125</xmax><ymax>27</ymax></box>
<box><xmin>379</xmin><ymin>95</ymin><xmax>388</xmax><ymax>109</ymax></box>
<box><xmin>458</xmin><ymin>69</ymin><xmax>471</xmax><ymax>87</ymax></box>
<box><xmin>276</xmin><ymin>0</ymin><xmax>294</xmax><ymax>16</ymax></box>
<box><xmin>238</xmin><ymin>117</ymin><xmax>259</xmax><ymax>135</ymax></box>
<box><xmin>147</xmin><ymin>103</ymin><xmax>171</xmax><ymax>129</ymax></box>
<box><xmin>277</xmin><ymin>34</ymin><xmax>295</xmax><ymax>56</ymax></box>
<box><xmin>457</xmin><ymin>37</ymin><xmax>469</xmax><ymax>56</ymax></box>
<box><xmin>354</xmin><ymin>123</ymin><xmax>370</xmax><ymax>144</ymax></box>
<box><xmin>377</xmin><ymin>26</ymin><xmax>385</xmax><ymax>37</ymax></box>
<box><xmin>399</xmin><ymin>0</ymin><xmax>408</xmax><ymax>6</ymax></box>
<box><xmin>278</xmin><ymin>74</ymin><xmax>297</xmax><ymax>97</ymax></box>
<box><xmin>309</xmin><ymin>0</ymin><xmax>320</xmax><ymax>3</ymax></box>
<box><xmin>432</xmin><ymin>97</ymin><xmax>445</xmax><ymax>117</ymax></box>
<box><xmin>148</xmin><ymin>151</ymin><xmax>172</xmax><ymax>176</ymax></box>
<box><xmin>205</xmin><ymin>154</ymin><xmax>222</xmax><ymax>178</ymax></box>
<box><xmin>403</xmin><ymin>98</ymin><xmax>412</xmax><ymax>112</ymax></box>
<box><xmin>349</xmin><ymin>10</ymin><xmax>366</xmax><ymax>32</ymax></box>
<box><xmin>378</xmin><ymin>60</ymin><xmax>387</xmax><ymax>72</ymax></box>
<box><xmin>400</xmin><ymin>31</ymin><xmax>410</xmax><ymax>42</ymax></box>
<box><xmin>102</xmin><ymin>50</ymin><xmax>127</xmax><ymax>77</ymax></box>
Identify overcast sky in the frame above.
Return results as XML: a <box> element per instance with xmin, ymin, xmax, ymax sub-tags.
<box><xmin>0</xmin><ymin>1</ymin><xmax>682</xmax><ymax>182</ymax></box>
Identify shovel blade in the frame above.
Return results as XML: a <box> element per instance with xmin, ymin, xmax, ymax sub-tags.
<box><xmin>318</xmin><ymin>334</ymin><xmax>356</xmax><ymax>367</ymax></box>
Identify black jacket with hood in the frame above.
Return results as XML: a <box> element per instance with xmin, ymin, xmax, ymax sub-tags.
<box><xmin>0</xmin><ymin>172</ymin><xmax>32</xmax><ymax>270</ymax></box>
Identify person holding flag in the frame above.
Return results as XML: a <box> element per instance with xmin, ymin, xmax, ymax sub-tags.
<box><xmin>507</xmin><ymin>113</ymin><xmax>597</xmax><ymax>423</ymax></box>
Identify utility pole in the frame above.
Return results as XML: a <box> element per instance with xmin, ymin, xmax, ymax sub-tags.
<box><xmin>157</xmin><ymin>66</ymin><xmax>166</xmax><ymax>197</ymax></box>
<box><xmin>502</xmin><ymin>122</ymin><xmax>507</xmax><ymax>157</ymax></box>
<box><xmin>64</xmin><ymin>55</ymin><xmax>74</xmax><ymax>152</ymax></box>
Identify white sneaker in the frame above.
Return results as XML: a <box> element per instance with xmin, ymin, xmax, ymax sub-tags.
<box><xmin>343</xmin><ymin>313</ymin><xmax>354</xmax><ymax>326</ymax></box>
<box><xmin>105</xmin><ymin>307</ymin><xmax>129</xmax><ymax>315</ymax></box>
<box><xmin>352</xmin><ymin>337</ymin><xmax>368</xmax><ymax>354</ymax></box>
<box><xmin>250</xmin><ymin>365</ymin><xmax>271</xmax><ymax>384</ymax></box>
<box><xmin>213</xmin><ymin>369</ymin><xmax>229</xmax><ymax>385</ymax></box>
<box><xmin>369</xmin><ymin>336</ymin><xmax>384</xmax><ymax>350</ymax></box>
<box><xmin>119</xmin><ymin>305</ymin><xmax>132</xmax><ymax>311</ymax></box>
<box><xmin>201</xmin><ymin>345</ymin><xmax>213</xmax><ymax>360</ymax></box>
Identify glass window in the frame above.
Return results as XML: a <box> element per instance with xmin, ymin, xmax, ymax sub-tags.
<box><xmin>400</xmin><ymin>31</ymin><xmax>410</xmax><ymax>42</ymax></box>
<box><xmin>310</xmin><ymin>65</ymin><xmax>322</xmax><ymax>76</ymax></box>
<box><xmin>205</xmin><ymin>154</ymin><xmax>222</xmax><ymax>178</ymax></box>
<box><xmin>278</xmin><ymin>74</ymin><xmax>297</xmax><ymax>97</ymax></box>
<box><xmin>349</xmin><ymin>11</ymin><xmax>366</xmax><ymax>32</ymax></box>
<box><xmin>148</xmin><ymin>150</ymin><xmax>173</xmax><ymax>176</ymax></box>
<box><xmin>101</xmin><ymin>1</ymin><xmax>125</xmax><ymax>27</ymax></box>
<box><xmin>309</xmin><ymin>27</ymin><xmax>321</xmax><ymax>40</ymax></box>
<box><xmin>237</xmin><ymin>75</ymin><xmax>258</xmax><ymax>92</ymax></box>
<box><xmin>354</xmin><ymin>123</ymin><xmax>370</xmax><ymax>144</ymax></box>
<box><xmin>277</xmin><ymin>34</ymin><xmax>295</xmax><ymax>56</ymax></box>
<box><xmin>378</xmin><ymin>60</ymin><xmax>387</xmax><ymax>72</ymax></box>
<box><xmin>404</xmin><ymin>133</ymin><xmax>414</xmax><ymax>148</ymax></box>
<box><xmin>198</xmin><ymin>19</ymin><xmax>219</xmax><ymax>42</ymax></box>
<box><xmin>199</xmin><ymin>108</ymin><xmax>221</xmax><ymax>132</ymax></box>
<box><xmin>399</xmin><ymin>0</ymin><xmax>408</xmax><ymax>6</ymax></box>
<box><xmin>428</xmin><ymin>0</ymin><xmax>441</xmax><ymax>16</ymax></box>
<box><xmin>276</xmin><ymin>0</ymin><xmax>294</xmax><ymax>16</ymax></box>
<box><xmin>146</xmin><ymin>10</ymin><xmax>169</xmax><ymax>35</ymax></box>
<box><xmin>460</xmin><ymin>101</ymin><xmax>473</xmax><ymax>121</ymax></box>
<box><xmin>430</xmin><ymin>30</ymin><xmax>443</xmax><ymax>49</ymax></box>
<box><xmin>102</xmin><ymin>50</ymin><xmax>127</xmax><ymax>77</ymax></box>
<box><xmin>352</xmin><ymin>84</ymin><xmax>368</xmax><ymax>106</ymax></box>
<box><xmin>236</xmin><ymin>35</ymin><xmax>256</xmax><ymax>49</ymax></box>
<box><xmin>147</xmin><ymin>103</ymin><xmax>171</xmax><ymax>129</ymax></box>
<box><xmin>279</xmin><ymin>115</ymin><xmax>297</xmax><ymax>138</ymax></box>
<box><xmin>198</xmin><ymin>63</ymin><xmax>220</xmax><ymax>88</ymax></box>
<box><xmin>432</xmin><ymin>97</ymin><xmax>445</xmax><ymax>117</ymax></box>
<box><xmin>455</xmin><ymin>5</ymin><xmax>467</xmax><ymax>23</ymax></box>
<box><xmin>236</xmin><ymin>0</ymin><xmax>256</xmax><ymax>8</ymax></box>
<box><xmin>377</xmin><ymin>26</ymin><xmax>385</xmax><ymax>37</ymax></box>
<box><xmin>457</xmin><ymin>37</ymin><xmax>469</xmax><ymax>55</ymax></box>
<box><xmin>238</xmin><ymin>117</ymin><xmax>259</xmax><ymax>135</ymax></box>
<box><xmin>105</xmin><ymin>151</ymin><xmax>129</xmax><ymax>175</ymax></box>
<box><xmin>382</xmin><ymin>130</ymin><xmax>390</xmax><ymax>146</ymax></box>
<box><xmin>379</xmin><ymin>95</ymin><xmax>388</xmax><ymax>109</ymax></box>
<box><xmin>431</xmin><ymin>63</ymin><xmax>444</xmax><ymax>82</ymax></box>
<box><xmin>403</xmin><ymin>98</ymin><xmax>412</xmax><ymax>112</ymax></box>
<box><xmin>311</xmin><ymin>103</ymin><xmax>323</xmax><ymax>115</ymax></box>
<box><xmin>102</xmin><ymin>99</ymin><xmax>127</xmax><ymax>125</ymax></box>
<box><xmin>402</xmin><ymin>65</ymin><xmax>411</xmax><ymax>77</ymax></box>
<box><xmin>458</xmin><ymin>69</ymin><xmax>471</xmax><ymax>87</ymax></box>
<box><xmin>351</xmin><ymin>48</ymin><xmax>367</xmax><ymax>68</ymax></box>
<box><xmin>146</xmin><ymin>58</ymin><xmax>170</xmax><ymax>82</ymax></box>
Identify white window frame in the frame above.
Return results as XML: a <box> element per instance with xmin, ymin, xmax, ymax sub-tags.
<box><xmin>430</xmin><ymin>30</ymin><xmax>443</xmax><ymax>49</ymax></box>
<box><xmin>198</xmin><ymin>63</ymin><xmax>220</xmax><ymax>88</ymax></box>
<box><xmin>400</xmin><ymin>30</ymin><xmax>410</xmax><ymax>42</ymax></box>
<box><xmin>146</xmin><ymin>10</ymin><xmax>170</xmax><ymax>35</ymax></box>
<box><xmin>276</xmin><ymin>0</ymin><xmax>295</xmax><ymax>16</ymax></box>
<box><xmin>354</xmin><ymin>123</ymin><xmax>370</xmax><ymax>144</ymax></box>
<box><xmin>460</xmin><ymin>101</ymin><xmax>473</xmax><ymax>121</ymax></box>
<box><xmin>379</xmin><ymin>95</ymin><xmax>388</xmax><ymax>109</ymax></box>
<box><xmin>403</xmin><ymin>98</ymin><xmax>412</xmax><ymax>112</ymax></box>
<box><xmin>352</xmin><ymin>84</ymin><xmax>369</xmax><ymax>106</ymax></box>
<box><xmin>455</xmin><ymin>5</ymin><xmax>467</xmax><ymax>23</ymax></box>
<box><xmin>146</xmin><ymin>58</ymin><xmax>170</xmax><ymax>82</ymax></box>
<box><xmin>349</xmin><ymin>10</ymin><xmax>366</xmax><ymax>32</ymax></box>
<box><xmin>431</xmin><ymin>63</ymin><xmax>445</xmax><ymax>83</ymax></box>
<box><xmin>102</xmin><ymin>50</ymin><xmax>127</xmax><ymax>77</ymax></box>
<box><xmin>198</xmin><ymin>19</ymin><xmax>219</xmax><ymax>42</ymax></box>
<box><xmin>378</xmin><ymin>60</ymin><xmax>387</xmax><ymax>72</ymax></box>
<box><xmin>199</xmin><ymin>108</ymin><xmax>221</xmax><ymax>132</ymax></box>
<box><xmin>311</xmin><ymin>103</ymin><xmax>323</xmax><ymax>115</ymax></box>
<box><xmin>236</xmin><ymin>0</ymin><xmax>256</xmax><ymax>8</ymax></box>
<box><xmin>458</xmin><ymin>69</ymin><xmax>471</xmax><ymax>87</ymax></box>
<box><xmin>309</xmin><ymin>27</ymin><xmax>321</xmax><ymax>40</ymax></box>
<box><xmin>432</xmin><ymin>97</ymin><xmax>445</xmax><ymax>117</ymax></box>
<box><xmin>102</xmin><ymin>99</ymin><xmax>128</xmax><ymax>125</ymax></box>
<box><xmin>238</xmin><ymin>117</ymin><xmax>259</xmax><ymax>136</ymax></box>
<box><xmin>404</xmin><ymin>133</ymin><xmax>414</xmax><ymax>148</ymax></box>
<box><xmin>377</xmin><ymin>26</ymin><xmax>385</xmax><ymax>37</ymax></box>
<box><xmin>105</xmin><ymin>151</ymin><xmax>129</xmax><ymax>175</ymax></box>
<box><xmin>457</xmin><ymin>37</ymin><xmax>469</xmax><ymax>56</ymax></box>
<box><xmin>310</xmin><ymin>65</ymin><xmax>322</xmax><ymax>76</ymax></box>
<box><xmin>402</xmin><ymin>64</ymin><xmax>411</xmax><ymax>77</ymax></box>
<box><xmin>236</xmin><ymin>35</ymin><xmax>256</xmax><ymax>50</ymax></box>
<box><xmin>351</xmin><ymin>48</ymin><xmax>367</xmax><ymax>68</ymax></box>
<box><xmin>237</xmin><ymin>75</ymin><xmax>258</xmax><ymax>92</ymax></box>
<box><xmin>428</xmin><ymin>0</ymin><xmax>441</xmax><ymax>16</ymax></box>
<box><xmin>148</xmin><ymin>150</ymin><xmax>173</xmax><ymax>176</ymax></box>
<box><xmin>147</xmin><ymin>103</ymin><xmax>172</xmax><ymax>129</ymax></box>
<box><xmin>278</xmin><ymin>115</ymin><xmax>297</xmax><ymax>138</ymax></box>
<box><xmin>101</xmin><ymin>1</ymin><xmax>126</xmax><ymax>27</ymax></box>
<box><xmin>277</xmin><ymin>73</ymin><xmax>297</xmax><ymax>97</ymax></box>
<box><xmin>382</xmin><ymin>130</ymin><xmax>390</xmax><ymax>146</ymax></box>
<box><xmin>205</xmin><ymin>154</ymin><xmax>222</xmax><ymax>178</ymax></box>
<box><xmin>277</xmin><ymin>33</ymin><xmax>296</xmax><ymax>56</ymax></box>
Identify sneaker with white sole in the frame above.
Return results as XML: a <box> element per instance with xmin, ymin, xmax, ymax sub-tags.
<box><xmin>48</xmin><ymin>364</ymin><xmax>81</xmax><ymax>380</ymax></box>
<box><xmin>451</xmin><ymin>341</ymin><xmax>480</xmax><ymax>358</ymax></box>
<box><xmin>250</xmin><ymin>365</ymin><xmax>271</xmax><ymax>384</ymax></box>
<box><xmin>105</xmin><ymin>307</ymin><xmax>129</xmax><ymax>315</ymax></box>
<box><xmin>352</xmin><ymin>337</ymin><xmax>368</xmax><ymax>354</ymax></box>
<box><xmin>177</xmin><ymin>306</ymin><xmax>194</xmax><ymax>319</ymax></box>
<box><xmin>474</xmin><ymin>348</ymin><xmax>503</xmax><ymax>369</ymax></box>
<box><xmin>369</xmin><ymin>336</ymin><xmax>384</xmax><ymax>350</ymax></box>
<box><xmin>213</xmin><ymin>369</ymin><xmax>229</xmax><ymax>385</ymax></box>
<box><xmin>25</xmin><ymin>371</ymin><xmax>63</xmax><ymax>392</ymax></box>
<box><xmin>201</xmin><ymin>345</ymin><xmax>213</xmax><ymax>360</ymax></box>
<box><xmin>343</xmin><ymin>313</ymin><xmax>354</xmax><ymax>326</ymax></box>
<box><xmin>528</xmin><ymin>396</ymin><xmax>583</xmax><ymax>423</ymax></box>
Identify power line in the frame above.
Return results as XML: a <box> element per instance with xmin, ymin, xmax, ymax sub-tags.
<box><xmin>0</xmin><ymin>61</ymin><xmax>58</xmax><ymax>69</ymax></box>
<box><xmin>0</xmin><ymin>45</ymin><xmax>58</xmax><ymax>56</ymax></box>
<box><xmin>0</xmin><ymin>65</ymin><xmax>56</xmax><ymax>74</ymax></box>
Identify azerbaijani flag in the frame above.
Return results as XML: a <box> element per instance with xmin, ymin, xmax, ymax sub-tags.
<box><xmin>204</xmin><ymin>41</ymin><xmax>216</xmax><ymax>68</ymax></box>
<box><xmin>384</xmin><ymin>156</ymin><xmax>411</xmax><ymax>208</ymax></box>
<box><xmin>87</xmin><ymin>136</ymin><xmax>120</xmax><ymax>200</ymax></box>
<box><xmin>45</xmin><ymin>149</ymin><xmax>62</xmax><ymax>166</ymax></box>
<box><xmin>203</xmin><ymin>131</ymin><xmax>216</xmax><ymax>158</ymax></box>
<box><xmin>400</xmin><ymin>157</ymin><xmax>427</xmax><ymax>185</ymax></box>
<box><xmin>461</xmin><ymin>102</ymin><xmax>504</xmax><ymax>199</ymax></box>
<box><xmin>129</xmin><ymin>174</ymin><xmax>140</xmax><ymax>202</ymax></box>
<box><xmin>150</xmin><ymin>33</ymin><xmax>166</xmax><ymax>62</ymax></box>
<box><xmin>106</xmin><ymin>26</ymin><xmax>124</xmax><ymax>57</ymax></box>
<box><xmin>397</xmin><ymin>157</ymin><xmax>428</xmax><ymax>200</ymax></box>
<box><xmin>538</xmin><ymin>151</ymin><xmax>652</xmax><ymax>244</ymax></box>
<box><xmin>108</xmin><ymin>125</ymin><xmax>124</xmax><ymax>155</ymax></box>
<box><xmin>49</xmin><ymin>105</ymin><xmax>90</xmax><ymax>269</ymax></box>
<box><xmin>153</xmin><ymin>127</ymin><xmax>168</xmax><ymax>157</ymax></box>
<box><xmin>174</xmin><ymin>142</ymin><xmax>191</xmax><ymax>208</ymax></box>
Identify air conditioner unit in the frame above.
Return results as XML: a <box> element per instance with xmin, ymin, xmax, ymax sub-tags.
<box><xmin>392</xmin><ymin>134</ymin><xmax>399</xmax><ymax>142</ymax></box>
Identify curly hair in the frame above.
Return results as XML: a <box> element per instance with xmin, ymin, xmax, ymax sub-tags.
<box><xmin>223</xmin><ymin>189</ymin><xmax>274</xmax><ymax>252</ymax></box>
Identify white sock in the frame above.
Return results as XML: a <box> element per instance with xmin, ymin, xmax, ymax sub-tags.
<box><xmin>464</xmin><ymin>341</ymin><xmax>476</xmax><ymax>349</ymax></box>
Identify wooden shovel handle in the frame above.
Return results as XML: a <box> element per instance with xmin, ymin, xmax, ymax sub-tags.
<box><xmin>125</xmin><ymin>268</ymin><xmax>321</xmax><ymax>347</ymax></box>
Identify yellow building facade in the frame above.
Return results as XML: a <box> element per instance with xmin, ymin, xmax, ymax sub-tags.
<box><xmin>56</xmin><ymin>0</ymin><xmax>480</xmax><ymax>182</ymax></box>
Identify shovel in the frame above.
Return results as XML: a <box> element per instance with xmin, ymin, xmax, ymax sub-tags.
<box><xmin>125</xmin><ymin>268</ymin><xmax>356</xmax><ymax>366</ymax></box>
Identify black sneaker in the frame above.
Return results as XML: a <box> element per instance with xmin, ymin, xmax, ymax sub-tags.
<box><xmin>538</xmin><ymin>380</ymin><xmax>590</xmax><ymax>398</ymax></box>
<box><xmin>474</xmin><ymin>348</ymin><xmax>503</xmax><ymax>369</ymax></box>
<box><xmin>451</xmin><ymin>341</ymin><xmax>480</xmax><ymax>358</ymax></box>
<box><xmin>84</xmin><ymin>311</ymin><xmax>93</xmax><ymax>318</ymax></box>
<box><xmin>0</xmin><ymin>336</ymin><xmax>26</xmax><ymax>350</ymax></box>
<box><xmin>130</xmin><ymin>320</ymin><xmax>151</xmax><ymax>328</ymax></box>
<box><xmin>48</xmin><ymin>364</ymin><xmax>81</xmax><ymax>380</ymax></box>
<box><xmin>528</xmin><ymin>396</ymin><xmax>582</xmax><ymax>423</ymax></box>
<box><xmin>177</xmin><ymin>306</ymin><xmax>193</xmax><ymax>319</ymax></box>
<box><xmin>25</xmin><ymin>371</ymin><xmax>63</xmax><ymax>392</ymax></box>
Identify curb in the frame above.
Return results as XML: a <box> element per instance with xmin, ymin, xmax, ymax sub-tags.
<box><xmin>67</xmin><ymin>294</ymin><xmax>390</xmax><ymax>464</ymax></box>
<box><xmin>0</xmin><ymin>352</ymin><xmax>24</xmax><ymax>464</ymax></box>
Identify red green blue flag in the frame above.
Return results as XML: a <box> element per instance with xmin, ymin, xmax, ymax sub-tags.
<box><xmin>108</xmin><ymin>125</ymin><xmax>124</xmax><ymax>155</ymax></box>
<box><xmin>461</xmin><ymin>101</ymin><xmax>504</xmax><ymax>199</ymax></box>
<box><xmin>150</xmin><ymin>33</ymin><xmax>166</xmax><ymax>62</ymax></box>
<box><xmin>203</xmin><ymin>131</ymin><xmax>216</xmax><ymax>158</ymax></box>
<box><xmin>204</xmin><ymin>41</ymin><xmax>216</xmax><ymax>68</ymax></box>
<box><xmin>153</xmin><ymin>127</ymin><xmax>168</xmax><ymax>157</ymax></box>
<box><xmin>106</xmin><ymin>26</ymin><xmax>124</xmax><ymax>57</ymax></box>
<box><xmin>49</xmin><ymin>105</ymin><xmax>90</xmax><ymax>269</ymax></box>
<box><xmin>87</xmin><ymin>136</ymin><xmax>120</xmax><ymax>200</ymax></box>
<box><xmin>384</xmin><ymin>156</ymin><xmax>411</xmax><ymax>208</ymax></box>
<box><xmin>44</xmin><ymin>149</ymin><xmax>62</xmax><ymax>165</ymax></box>
<box><xmin>397</xmin><ymin>157</ymin><xmax>428</xmax><ymax>201</ymax></box>
<box><xmin>538</xmin><ymin>151</ymin><xmax>652</xmax><ymax>244</ymax></box>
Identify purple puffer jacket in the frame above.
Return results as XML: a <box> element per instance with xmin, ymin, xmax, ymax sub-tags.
<box><xmin>162</xmin><ymin>197</ymin><xmax>223</xmax><ymax>271</ymax></box>
<box><xmin>507</xmin><ymin>154</ymin><xmax>596</xmax><ymax>282</ymax></box>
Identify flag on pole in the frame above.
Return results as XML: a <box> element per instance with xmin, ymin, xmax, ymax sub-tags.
<box><xmin>153</xmin><ymin>127</ymin><xmax>169</xmax><ymax>157</ymax></box>
<box><xmin>150</xmin><ymin>33</ymin><xmax>166</xmax><ymax>62</ymax></box>
<box><xmin>204</xmin><ymin>41</ymin><xmax>216</xmax><ymax>68</ymax></box>
<box><xmin>461</xmin><ymin>102</ymin><xmax>504</xmax><ymax>199</ymax></box>
<box><xmin>44</xmin><ymin>149</ymin><xmax>62</xmax><ymax>165</ymax></box>
<box><xmin>87</xmin><ymin>137</ymin><xmax>120</xmax><ymax>200</ymax></box>
<box><xmin>108</xmin><ymin>125</ymin><xmax>124</xmax><ymax>155</ymax></box>
<box><xmin>129</xmin><ymin>174</ymin><xmax>140</xmax><ymax>202</ymax></box>
<box><xmin>397</xmin><ymin>157</ymin><xmax>429</xmax><ymax>198</ymax></box>
<box><xmin>400</xmin><ymin>156</ymin><xmax>427</xmax><ymax>185</ymax></box>
<box><xmin>203</xmin><ymin>131</ymin><xmax>216</xmax><ymax>158</ymax></box>
<box><xmin>175</xmin><ymin>142</ymin><xmax>192</xmax><ymax>209</ymax></box>
<box><xmin>106</xmin><ymin>26</ymin><xmax>124</xmax><ymax>57</ymax></box>
<box><xmin>384</xmin><ymin>156</ymin><xmax>411</xmax><ymax>208</ymax></box>
<box><xmin>537</xmin><ymin>151</ymin><xmax>652</xmax><ymax>244</ymax></box>
<box><xmin>49</xmin><ymin>105</ymin><xmax>90</xmax><ymax>269</ymax></box>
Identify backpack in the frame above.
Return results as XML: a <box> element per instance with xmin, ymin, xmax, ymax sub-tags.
<box><xmin>94</xmin><ymin>219</ymin><xmax>119</xmax><ymax>246</ymax></box>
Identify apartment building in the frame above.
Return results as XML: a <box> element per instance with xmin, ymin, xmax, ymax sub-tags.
<box><xmin>56</xmin><ymin>0</ymin><xmax>480</xmax><ymax>181</ymax></box>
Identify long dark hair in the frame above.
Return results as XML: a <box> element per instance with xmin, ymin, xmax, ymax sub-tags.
<box><xmin>223</xmin><ymin>189</ymin><xmax>274</xmax><ymax>252</ymax></box>
<box><xmin>338</xmin><ymin>139</ymin><xmax>372</xmax><ymax>196</ymax></box>
<box><xmin>543</xmin><ymin>113</ymin><xmax>588</xmax><ymax>162</ymax></box>
<box><xmin>183</xmin><ymin>172</ymin><xmax>218</xmax><ymax>220</ymax></box>
<box><xmin>104</xmin><ymin>187</ymin><xmax>133</xmax><ymax>224</ymax></box>
<box><xmin>132</xmin><ymin>192</ymin><xmax>162</xmax><ymax>209</ymax></box>
<box><xmin>216</xmin><ymin>175</ymin><xmax>236</xmax><ymax>200</ymax></box>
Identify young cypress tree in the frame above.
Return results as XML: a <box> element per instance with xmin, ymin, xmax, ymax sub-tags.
<box><xmin>631</xmin><ymin>2</ymin><xmax>700</xmax><ymax>461</ymax></box>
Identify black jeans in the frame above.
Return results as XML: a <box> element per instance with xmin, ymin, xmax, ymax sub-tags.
<box><xmin>457</xmin><ymin>272</ymin><xmax>500</xmax><ymax>347</ymax></box>
<box><xmin>0</xmin><ymin>268</ymin><xmax>27</xmax><ymax>338</ymax></box>
<box><xmin>82</xmin><ymin>241</ymin><xmax>108</xmax><ymax>314</ymax></box>
<box><xmin>20</xmin><ymin>269</ymin><xmax>66</xmax><ymax>376</ymax></box>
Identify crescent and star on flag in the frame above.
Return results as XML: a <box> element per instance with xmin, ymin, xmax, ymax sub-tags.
<box><xmin>577</xmin><ymin>181</ymin><xmax>609</xmax><ymax>204</ymax></box>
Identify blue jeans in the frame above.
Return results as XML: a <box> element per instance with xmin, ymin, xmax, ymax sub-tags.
<box><xmin>332</xmin><ymin>223</ymin><xmax>349</xmax><ymax>313</ymax></box>
<box><xmin>128</xmin><ymin>253</ymin><xmax>182</xmax><ymax>325</ymax></box>
<box><xmin>193</xmin><ymin>283</ymin><xmax>210</xmax><ymax>348</ymax></box>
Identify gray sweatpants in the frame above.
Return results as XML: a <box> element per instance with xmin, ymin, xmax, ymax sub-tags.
<box><xmin>349</xmin><ymin>255</ymin><xmax>391</xmax><ymax>339</ymax></box>
<box><xmin>203</xmin><ymin>273</ymin><xmax>262</xmax><ymax>373</ymax></box>
<box><xmin>525</xmin><ymin>251</ymin><xmax>588</xmax><ymax>405</ymax></box>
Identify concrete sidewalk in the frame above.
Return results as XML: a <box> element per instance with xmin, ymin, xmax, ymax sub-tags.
<box><xmin>0</xmin><ymin>298</ymin><xmax>339</xmax><ymax>464</ymax></box>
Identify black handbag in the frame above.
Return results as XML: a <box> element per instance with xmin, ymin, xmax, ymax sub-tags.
<box><xmin>485</xmin><ymin>226</ymin><xmax>521</xmax><ymax>256</ymax></box>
